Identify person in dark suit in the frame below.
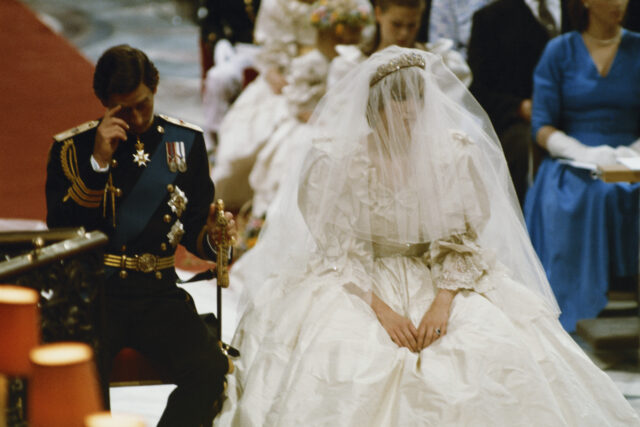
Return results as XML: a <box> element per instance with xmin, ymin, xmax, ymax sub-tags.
<box><xmin>467</xmin><ymin>0</ymin><xmax>571</xmax><ymax>205</ymax></box>
<box><xmin>626</xmin><ymin>0</ymin><xmax>640</xmax><ymax>32</ymax></box>
<box><xmin>416</xmin><ymin>0</ymin><xmax>432</xmax><ymax>42</ymax></box>
<box><xmin>198</xmin><ymin>0</ymin><xmax>261</xmax><ymax>79</ymax></box>
<box><xmin>46</xmin><ymin>44</ymin><xmax>236</xmax><ymax>426</ymax></box>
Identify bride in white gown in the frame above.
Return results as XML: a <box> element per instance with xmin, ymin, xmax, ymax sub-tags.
<box><xmin>215</xmin><ymin>47</ymin><xmax>640</xmax><ymax>426</ymax></box>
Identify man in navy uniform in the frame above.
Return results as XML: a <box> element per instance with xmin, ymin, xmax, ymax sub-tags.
<box><xmin>46</xmin><ymin>44</ymin><xmax>235</xmax><ymax>426</ymax></box>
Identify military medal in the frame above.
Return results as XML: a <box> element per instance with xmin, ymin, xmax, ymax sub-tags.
<box><xmin>167</xmin><ymin>185</ymin><xmax>188</xmax><ymax>217</ymax></box>
<box><xmin>166</xmin><ymin>141</ymin><xmax>187</xmax><ymax>173</ymax></box>
<box><xmin>167</xmin><ymin>220</ymin><xmax>185</xmax><ymax>247</ymax></box>
<box><xmin>133</xmin><ymin>137</ymin><xmax>151</xmax><ymax>167</ymax></box>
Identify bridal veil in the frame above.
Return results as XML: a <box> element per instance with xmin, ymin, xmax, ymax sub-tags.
<box><xmin>233</xmin><ymin>46</ymin><xmax>559</xmax><ymax>317</ymax></box>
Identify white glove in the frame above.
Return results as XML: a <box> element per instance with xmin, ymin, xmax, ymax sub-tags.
<box><xmin>614</xmin><ymin>145</ymin><xmax>640</xmax><ymax>158</ymax></box>
<box><xmin>629</xmin><ymin>138</ymin><xmax>640</xmax><ymax>154</ymax></box>
<box><xmin>546</xmin><ymin>130</ymin><xmax>617</xmax><ymax>165</ymax></box>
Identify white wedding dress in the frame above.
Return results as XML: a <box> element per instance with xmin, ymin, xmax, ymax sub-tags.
<box><xmin>217</xmin><ymin>141</ymin><xmax>640</xmax><ymax>427</ymax></box>
<box><xmin>215</xmin><ymin>48</ymin><xmax>639</xmax><ymax>426</ymax></box>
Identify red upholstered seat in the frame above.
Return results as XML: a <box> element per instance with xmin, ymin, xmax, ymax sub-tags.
<box><xmin>109</xmin><ymin>347</ymin><xmax>171</xmax><ymax>386</ymax></box>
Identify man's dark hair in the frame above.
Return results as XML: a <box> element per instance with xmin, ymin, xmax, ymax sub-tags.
<box><xmin>93</xmin><ymin>44</ymin><xmax>159</xmax><ymax>105</ymax></box>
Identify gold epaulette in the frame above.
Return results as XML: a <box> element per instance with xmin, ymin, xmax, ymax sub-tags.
<box><xmin>53</xmin><ymin>120</ymin><xmax>100</xmax><ymax>142</ymax></box>
<box><xmin>159</xmin><ymin>114</ymin><xmax>203</xmax><ymax>133</ymax></box>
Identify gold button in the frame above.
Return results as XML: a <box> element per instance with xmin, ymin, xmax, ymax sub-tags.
<box><xmin>115</xmin><ymin>188</ymin><xmax>123</xmax><ymax>197</ymax></box>
<box><xmin>119</xmin><ymin>270</ymin><xmax>128</xmax><ymax>279</ymax></box>
<box><xmin>167</xmin><ymin>184</ymin><xmax>175</xmax><ymax>193</ymax></box>
<box><xmin>110</xmin><ymin>159</ymin><xmax>118</xmax><ymax>168</ymax></box>
<box><xmin>164</xmin><ymin>214</ymin><xmax>172</xmax><ymax>223</ymax></box>
<box><xmin>157</xmin><ymin>125</ymin><xmax>165</xmax><ymax>134</ymax></box>
<box><xmin>155</xmin><ymin>271</ymin><xmax>162</xmax><ymax>280</ymax></box>
<box><xmin>160</xmin><ymin>243</ymin><xmax>168</xmax><ymax>251</ymax></box>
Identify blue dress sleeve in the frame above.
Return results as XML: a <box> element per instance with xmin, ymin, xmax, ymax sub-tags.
<box><xmin>531</xmin><ymin>36</ymin><xmax>567</xmax><ymax>139</ymax></box>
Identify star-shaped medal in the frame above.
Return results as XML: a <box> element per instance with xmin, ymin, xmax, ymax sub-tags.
<box><xmin>133</xmin><ymin>150</ymin><xmax>150</xmax><ymax>167</ymax></box>
<box><xmin>133</xmin><ymin>138</ymin><xmax>150</xmax><ymax>167</ymax></box>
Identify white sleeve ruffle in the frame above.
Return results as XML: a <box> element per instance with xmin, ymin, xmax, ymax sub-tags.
<box><xmin>429</xmin><ymin>230</ymin><xmax>494</xmax><ymax>294</ymax></box>
<box><xmin>282</xmin><ymin>50</ymin><xmax>330</xmax><ymax>117</ymax></box>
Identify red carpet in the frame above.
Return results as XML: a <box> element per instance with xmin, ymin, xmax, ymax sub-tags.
<box><xmin>0</xmin><ymin>0</ymin><xmax>103</xmax><ymax>220</ymax></box>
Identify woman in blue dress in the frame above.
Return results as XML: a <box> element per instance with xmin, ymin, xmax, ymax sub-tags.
<box><xmin>524</xmin><ymin>0</ymin><xmax>640</xmax><ymax>332</ymax></box>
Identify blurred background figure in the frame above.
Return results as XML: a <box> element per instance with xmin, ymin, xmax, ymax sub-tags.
<box><xmin>524</xmin><ymin>0</ymin><xmax>640</xmax><ymax>332</ymax></box>
<box><xmin>199</xmin><ymin>0</ymin><xmax>261</xmax><ymax>154</ymax></box>
<box><xmin>329</xmin><ymin>0</ymin><xmax>470</xmax><ymax>88</ymax></box>
<box><xmin>467</xmin><ymin>0</ymin><xmax>571</xmax><ymax>206</ymax></box>
<box><xmin>428</xmin><ymin>0</ymin><xmax>496</xmax><ymax>59</ymax></box>
<box><xmin>197</xmin><ymin>0</ymin><xmax>260</xmax><ymax>80</ymax></box>
<box><xmin>211</xmin><ymin>0</ymin><xmax>317</xmax><ymax>212</ymax></box>
<box><xmin>248</xmin><ymin>0</ymin><xmax>373</xmax><ymax>223</ymax></box>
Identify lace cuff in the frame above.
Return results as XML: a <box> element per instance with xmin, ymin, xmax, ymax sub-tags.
<box><xmin>429</xmin><ymin>231</ymin><xmax>493</xmax><ymax>293</ymax></box>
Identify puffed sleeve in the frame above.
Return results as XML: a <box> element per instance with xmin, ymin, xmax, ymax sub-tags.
<box><xmin>426</xmin><ymin>129</ymin><xmax>495</xmax><ymax>293</ymax></box>
<box><xmin>424</xmin><ymin>38</ymin><xmax>472</xmax><ymax>87</ymax></box>
<box><xmin>531</xmin><ymin>36</ymin><xmax>566</xmax><ymax>137</ymax></box>
<box><xmin>282</xmin><ymin>50</ymin><xmax>330</xmax><ymax>118</ymax></box>
<box><xmin>298</xmin><ymin>150</ymin><xmax>374</xmax><ymax>303</ymax></box>
<box><xmin>327</xmin><ymin>45</ymin><xmax>365</xmax><ymax>88</ymax></box>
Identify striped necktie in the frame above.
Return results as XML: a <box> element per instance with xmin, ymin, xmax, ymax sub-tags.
<box><xmin>538</xmin><ymin>0</ymin><xmax>559</xmax><ymax>38</ymax></box>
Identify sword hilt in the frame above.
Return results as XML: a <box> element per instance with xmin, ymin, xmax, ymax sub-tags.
<box><xmin>214</xmin><ymin>199</ymin><xmax>230</xmax><ymax>288</ymax></box>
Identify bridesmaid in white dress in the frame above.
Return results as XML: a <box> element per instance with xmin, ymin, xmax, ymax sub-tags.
<box><xmin>248</xmin><ymin>0</ymin><xmax>374</xmax><ymax>218</ymax></box>
<box><xmin>215</xmin><ymin>47</ymin><xmax>640</xmax><ymax>426</ymax></box>
<box><xmin>211</xmin><ymin>0</ymin><xmax>316</xmax><ymax>211</ymax></box>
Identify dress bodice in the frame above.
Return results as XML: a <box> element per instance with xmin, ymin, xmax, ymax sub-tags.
<box><xmin>532</xmin><ymin>31</ymin><xmax>640</xmax><ymax>146</ymax></box>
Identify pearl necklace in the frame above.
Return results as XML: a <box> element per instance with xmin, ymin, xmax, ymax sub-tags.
<box><xmin>583</xmin><ymin>29</ymin><xmax>622</xmax><ymax>46</ymax></box>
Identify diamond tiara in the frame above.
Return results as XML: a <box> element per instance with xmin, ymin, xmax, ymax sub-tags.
<box><xmin>369</xmin><ymin>52</ymin><xmax>426</xmax><ymax>87</ymax></box>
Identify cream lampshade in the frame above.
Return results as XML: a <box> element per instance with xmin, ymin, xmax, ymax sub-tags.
<box><xmin>28</xmin><ymin>342</ymin><xmax>103</xmax><ymax>427</ymax></box>
<box><xmin>0</xmin><ymin>284</ymin><xmax>40</xmax><ymax>376</ymax></box>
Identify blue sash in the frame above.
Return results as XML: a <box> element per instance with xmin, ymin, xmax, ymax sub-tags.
<box><xmin>110</xmin><ymin>124</ymin><xmax>196</xmax><ymax>251</ymax></box>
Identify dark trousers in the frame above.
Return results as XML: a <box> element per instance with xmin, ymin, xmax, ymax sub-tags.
<box><xmin>499</xmin><ymin>120</ymin><xmax>532</xmax><ymax>207</ymax></box>
<box><xmin>106</xmin><ymin>285</ymin><xmax>228</xmax><ymax>427</ymax></box>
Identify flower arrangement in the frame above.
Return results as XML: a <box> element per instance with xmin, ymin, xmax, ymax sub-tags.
<box><xmin>310</xmin><ymin>0</ymin><xmax>373</xmax><ymax>35</ymax></box>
